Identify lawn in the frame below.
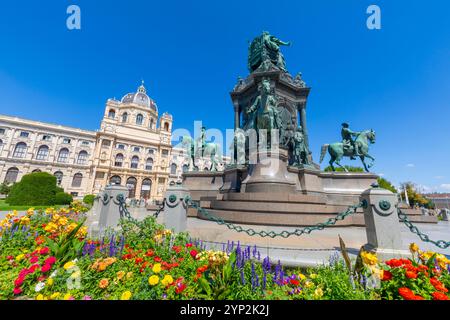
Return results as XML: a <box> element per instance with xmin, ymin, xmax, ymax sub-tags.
<box><xmin>0</xmin><ymin>199</ymin><xmax>65</xmax><ymax>211</ymax></box>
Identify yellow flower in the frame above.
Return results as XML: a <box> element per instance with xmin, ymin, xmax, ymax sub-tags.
<box><xmin>309</xmin><ymin>273</ymin><xmax>317</xmax><ymax>279</ymax></box>
<box><xmin>70</xmin><ymin>270</ymin><xmax>81</xmax><ymax>279</ymax></box>
<box><xmin>99</xmin><ymin>278</ymin><xmax>109</xmax><ymax>289</ymax></box>
<box><xmin>58</xmin><ymin>217</ymin><xmax>68</xmax><ymax>226</ymax></box>
<box><xmin>50</xmin><ymin>292</ymin><xmax>60</xmax><ymax>300</ymax></box>
<box><xmin>298</xmin><ymin>273</ymin><xmax>306</xmax><ymax>281</ymax></box>
<box><xmin>305</xmin><ymin>280</ymin><xmax>314</xmax><ymax>288</ymax></box>
<box><xmin>126</xmin><ymin>272</ymin><xmax>133</xmax><ymax>279</ymax></box>
<box><xmin>360</xmin><ymin>251</ymin><xmax>378</xmax><ymax>266</ymax></box>
<box><xmin>15</xmin><ymin>254</ymin><xmax>25</xmax><ymax>262</ymax></box>
<box><xmin>64</xmin><ymin>261</ymin><xmax>75</xmax><ymax>270</ymax></box>
<box><xmin>44</xmin><ymin>222</ymin><xmax>58</xmax><ymax>233</ymax></box>
<box><xmin>20</xmin><ymin>216</ymin><xmax>30</xmax><ymax>225</ymax></box>
<box><xmin>63</xmin><ymin>293</ymin><xmax>72</xmax><ymax>300</ymax></box>
<box><xmin>409</xmin><ymin>243</ymin><xmax>419</xmax><ymax>254</ymax></box>
<box><xmin>52</xmin><ymin>214</ymin><xmax>61</xmax><ymax>222</ymax></box>
<box><xmin>148</xmin><ymin>275</ymin><xmax>159</xmax><ymax>286</ymax></box>
<box><xmin>117</xmin><ymin>271</ymin><xmax>125</xmax><ymax>280</ymax></box>
<box><xmin>47</xmin><ymin>278</ymin><xmax>54</xmax><ymax>286</ymax></box>
<box><xmin>26</xmin><ymin>208</ymin><xmax>35</xmax><ymax>216</ymax></box>
<box><xmin>120</xmin><ymin>291</ymin><xmax>132</xmax><ymax>300</ymax></box>
<box><xmin>152</xmin><ymin>263</ymin><xmax>162</xmax><ymax>274</ymax></box>
<box><xmin>36</xmin><ymin>294</ymin><xmax>45</xmax><ymax>300</ymax></box>
<box><xmin>161</xmin><ymin>275</ymin><xmax>174</xmax><ymax>286</ymax></box>
<box><xmin>314</xmin><ymin>287</ymin><xmax>324</xmax><ymax>299</ymax></box>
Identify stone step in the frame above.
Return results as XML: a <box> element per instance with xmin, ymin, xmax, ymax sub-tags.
<box><xmin>406</xmin><ymin>215</ymin><xmax>439</xmax><ymax>224</ymax></box>
<box><xmin>219</xmin><ymin>192</ymin><xmax>327</xmax><ymax>204</ymax></box>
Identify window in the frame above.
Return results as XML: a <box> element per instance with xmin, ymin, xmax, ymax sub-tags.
<box><xmin>0</xmin><ymin>139</ymin><xmax>3</xmax><ymax>153</ymax></box>
<box><xmin>126</xmin><ymin>177</ymin><xmax>137</xmax><ymax>198</ymax></box>
<box><xmin>32</xmin><ymin>169</ymin><xmax>41</xmax><ymax>173</ymax></box>
<box><xmin>162</xmin><ymin>149</ymin><xmax>169</xmax><ymax>158</ymax></box>
<box><xmin>101</xmin><ymin>140</ymin><xmax>111</xmax><ymax>147</ymax></box>
<box><xmin>36</xmin><ymin>145</ymin><xmax>49</xmax><ymax>161</ymax></box>
<box><xmin>108</xmin><ymin>109</ymin><xmax>116</xmax><ymax>119</ymax></box>
<box><xmin>148</xmin><ymin>148</ymin><xmax>155</xmax><ymax>154</ymax></box>
<box><xmin>164</xmin><ymin>123</ymin><xmax>169</xmax><ymax>131</ymax></box>
<box><xmin>54</xmin><ymin>171</ymin><xmax>63</xmax><ymax>185</ymax></box>
<box><xmin>141</xmin><ymin>178</ymin><xmax>152</xmax><ymax>199</ymax></box>
<box><xmin>110</xmin><ymin>175</ymin><xmax>121</xmax><ymax>185</ymax></box>
<box><xmin>158</xmin><ymin>178</ymin><xmax>165</xmax><ymax>184</ymax></box>
<box><xmin>116</xmin><ymin>144</ymin><xmax>125</xmax><ymax>150</ymax></box>
<box><xmin>71</xmin><ymin>173</ymin><xmax>83</xmax><ymax>188</ymax></box>
<box><xmin>149</xmin><ymin>118</ymin><xmax>154</xmax><ymax>129</ymax></box>
<box><xmin>122</xmin><ymin>112</ymin><xmax>128</xmax><ymax>123</ymax></box>
<box><xmin>145</xmin><ymin>158</ymin><xmax>153</xmax><ymax>171</ymax></box>
<box><xmin>42</xmin><ymin>135</ymin><xmax>52</xmax><ymax>141</ymax></box>
<box><xmin>182</xmin><ymin>164</ymin><xmax>189</xmax><ymax>173</ymax></box>
<box><xmin>62</xmin><ymin>138</ymin><xmax>71</xmax><ymax>144</ymax></box>
<box><xmin>170</xmin><ymin>163</ymin><xmax>177</xmax><ymax>175</ymax></box>
<box><xmin>95</xmin><ymin>172</ymin><xmax>105</xmax><ymax>179</ymax></box>
<box><xmin>13</xmin><ymin>142</ymin><xmax>27</xmax><ymax>158</ymax></box>
<box><xmin>0</xmin><ymin>128</ymin><xmax>5</xmax><ymax>135</ymax></box>
<box><xmin>81</xmin><ymin>141</ymin><xmax>90</xmax><ymax>146</ymax></box>
<box><xmin>4</xmin><ymin>167</ymin><xmax>19</xmax><ymax>184</ymax></box>
<box><xmin>20</xmin><ymin>131</ymin><xmax>29</xmax><ymax>138</ymax></box>
<box><xmin>130</xmin><ymin>156</ymin><xmax>139</xmax><ymax>169</ymax></box>
<box><xmin>70</xmin><ymin>192</ymin><xmax>79</xmax><ymax>197</ymax></box>
<box><xmin>114</xmin><ymin>153</ymin><xmax>124</xmax><ymax>167</ymax></box>
<box><xmin>76</xmin><ymin>150</ymin><xmax>88</xmax><ymax>165</ymax></box>
<box><xmin>136</xmin><ymin>114</ymin><xmax>143</xmax><ymax>125</ymax></box>
<box><xmin>133</xmin><ymin>146</ymin><xmax>141</xmax><ymax>153</ymax></box>
<box><xmin>57</xmin><ymin>148</ymin><xmax>69</xmax><ymax>163</ymax></box>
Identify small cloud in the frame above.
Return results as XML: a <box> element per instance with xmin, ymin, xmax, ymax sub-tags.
<box><xmin>406</xmin><ymin>164</ymin><xmax>415</xmax><ymax>168</ymax></box>
<box><xmin>440</xmin><ymin>184</ymin><xmax>450</xmax><ymax>190</ymax></box>
<box><xmin>435</xmin><ymin>176</ymin><xmax>444</xmax><ymax>179</ymax></box>
<box><xmin>377</xmin><ymin>173</ymin><xmax>385</xmax><ymax>177</ymax></box>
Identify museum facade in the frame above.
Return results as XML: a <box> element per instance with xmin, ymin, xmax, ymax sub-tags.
<box><xmin>0</xmin><ymin>82</ymin><xmax>188</xmax><ymax>202</ymax></box>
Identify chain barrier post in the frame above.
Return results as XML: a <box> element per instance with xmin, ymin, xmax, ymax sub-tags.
<box><xmin>361</xmin><ymin>183</ymin><xmax>409</xmax><ymax>260</ymax></box>
<box><xmin>163</xmin><ymin>181</ymin><xmax>190</xmax><ymax>233</ymax></box>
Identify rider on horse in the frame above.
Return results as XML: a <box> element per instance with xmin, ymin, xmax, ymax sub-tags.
<box><xmin>196</xmin><ymin>126</ymin><xmax>207</xmax><ymax>157</ymax></box>
<box><xmin>341</xmin><ymin>122</ymin><xmax>361</xmax><ymax>160</ymax></box>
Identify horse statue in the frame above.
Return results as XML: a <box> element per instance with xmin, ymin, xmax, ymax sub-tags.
<box><xmin>320</xmin><ymin>129</ymin><xmax>376</xmax><ymax>172</ymax></box>
<box><xmin>181</xmin><ymin>135</ymin><xmax>222</xmax><ymax>172</ymax></box>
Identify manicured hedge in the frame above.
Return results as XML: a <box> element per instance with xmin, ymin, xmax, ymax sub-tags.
<box><xmin>82</xmin><ymin>194</ymin><xmax>95</xmax><ymax>206</ymax></box>
<box><xmin>54</xmin><ymin>192</ymin><xmax>73</xmax><ymax>205</ymax></box>
<box><xmin>6</xmin><ymin>172</ymin><xmax>59</xmax><ymax>206</ymax></box>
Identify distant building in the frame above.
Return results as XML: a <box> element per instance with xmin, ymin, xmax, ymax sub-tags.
<box><xmin>425</xmin><ymin>193</ymin><xmax>450</xmax><ymax>209</ymax></box>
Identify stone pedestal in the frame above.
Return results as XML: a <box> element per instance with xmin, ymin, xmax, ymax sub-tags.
<box><xmin>220</xmin><ymin>165</ymin><xmax>248</xmax><ymax>193</ymax></box>
<box><xmin>163</xmin><ymin>183</ymin><xmax>190</xmax><ymax>233</ymax></box>
<box><xmin>361</xmin><ymin>186</ymin><xmax>410</xmax><ymax>260</ymax></box>
<box><xmin>242</xmin><ymin>148</ymin><xmax>296</xmax><ymax>193</ymax></box>
<box><xmin>182</xmin><ymin>171</ymin><xmax>224</xmax><ymax>201</ymax></box>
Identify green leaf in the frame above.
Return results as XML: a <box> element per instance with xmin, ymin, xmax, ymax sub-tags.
<box><xmin>198</xmin><ymin>278</ymin><xmax>212</xmax><ymax>296</ymax></box>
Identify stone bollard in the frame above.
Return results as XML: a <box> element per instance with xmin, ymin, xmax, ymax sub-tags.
<box><xmin>360</xmin><ymin>184</ymin><xmax>410</xmax><ymax>260</ymax></box>
<box><xmin>163</xmin><ymin>182</ymin><xmax>190</xmax><ymax>233</ymax></box>
<box><xmin>87</xmin><ymin>184</ymin><xmax>129</xmax><ymax>236</ymax></box>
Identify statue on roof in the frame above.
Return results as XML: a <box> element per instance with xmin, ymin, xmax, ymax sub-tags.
<box><xmin>248</xmin><ymin>31</ymin><xmax>291</xmax><ymax>73</ymax></box>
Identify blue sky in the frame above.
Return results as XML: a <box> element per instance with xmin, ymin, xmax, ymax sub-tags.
<box><xmin>0</xmin><ymin>1</ymin><xmax>449</xmax><ymax>192</ymax></box>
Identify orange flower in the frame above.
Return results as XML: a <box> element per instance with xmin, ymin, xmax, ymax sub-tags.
<box><xmin>99</xmin><ymin>278</ymin><xmax>109</xmax><ymax>289</ymax></box>
<box><xmin>432</xmin><ymin>292</ymin><xmax>449</xmax><ymax>300</ymax></box>
<box><xmin>398</xmin><ymin>287</ymin><xmax>416</xmax><ymax>300</ymax></box>
<box><xmin>405</xmin><ymin>271</ymin><xmax>418</xmax><ymax>279</ymax></box>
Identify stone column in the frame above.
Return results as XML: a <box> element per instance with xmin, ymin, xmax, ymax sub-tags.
<box><xmin>360</xmin><ymin>185</ymin><xmax>409</xmax><ymax>260</ymax></box>
<box><xmin>233</xmin><ymin>100</ymin><xmax>240</xmax><ymax>130</ymax></box>
<box><xmin>163</xmin><ymin>182</ymin><xmax>190</xmax><ymax>233</ymax></box>
<box><xmin>298</xmin><ymin>103</ymin><xmax>310</xmax><ymax>151</ymax></box>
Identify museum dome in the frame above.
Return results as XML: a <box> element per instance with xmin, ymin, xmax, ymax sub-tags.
<box><xmin>121</xmin><ymin>81</ymin><xmax>158</xmax><ymax>112</ymax></box>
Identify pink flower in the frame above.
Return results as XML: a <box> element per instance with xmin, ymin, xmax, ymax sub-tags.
<box><xmin>186</xmin><ymin>243</ymin><xmax>193</xmax><ymax>248</ymax></box>
<box><xmin>29</xmin><ymin>264</ymin><xmax>40</xmax><ymax>273</ymax></box>
<box><xmin>83</xmin><ymin>295</ymin><xmax>92</xmax><ymax>300</ymax></box>
<box><xmin>30</xmin><ymin>256</ymin><xmax>39</xmax><ymax>264</ymax></box>
<box><xmin>189</xmin><ymin>250</ymin><xmax>198</xmax><ymax>259</ymax></box>
<box><xmin>44</xmin><ymin>256</ymin><xmax>56</xmax><ymax>265</ymax></box>
<box><xmin>14</xmin><ymin>277</ymin><xmax>25</xmax><ymax>287</ymax></box>
<box><xmin>39</xmin><ymin>247</ymin><xmax>50</xmax><ymax>255</ymax></box>
<box><xmin>13</xmin><ymin>287</ymin><xmax>22</xmax><ymax>295</ymax></box>
<box><xmin>41</xmin><ymin>263</ymin><xmax>52</xmax><ymax>273</ymax></box>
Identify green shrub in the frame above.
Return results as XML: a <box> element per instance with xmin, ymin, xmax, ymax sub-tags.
<box><xmin>83</xmin><ymin>194</ymin><xmax>95</xmax><ymax>206</ymax></box>
<box><xmin>6</xmin><ymin>172</ymin><xmax>58</xmax><ymax>206</ymax></box>
<box><xmin>324</xmin><ymin>165</ymin><xmax>364</xmax><ymax>172</ymax></box>
<box><xmin>54</xmin><ymin>192</ymin><xmax>73</xmax><ymax>205</ymax></box>
<box><xmin>0</xmin><ymin>182</ymin><xmax>11</xmax><ymax>195</ymax></box>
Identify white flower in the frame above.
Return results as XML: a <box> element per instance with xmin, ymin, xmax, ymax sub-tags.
<box><xmin>35</xmin><ymin>282</ymin><xmax>45</xmax><ymax>292</ymax></box>
<box><xmin>50</xmin><ymin>270</ymin><xmax>58</xmax><ymax>278</ymax></box>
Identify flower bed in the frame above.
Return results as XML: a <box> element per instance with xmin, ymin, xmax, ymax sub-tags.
<box><xmin>0</xmin><ymin>207</ymin><xmax>449</xmax><ymax>300</ymax></box>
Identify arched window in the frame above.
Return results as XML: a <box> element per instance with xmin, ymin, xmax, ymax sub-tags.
<box><xmin>122</xmin><ymin>112</ymin><xmax>128</xmax><ymax>123</ymax></box>
<box><xmin>170</xmin><ymin>163</ymin><xmax>177</xmax><ymax>175</ymax></box>
<box><xmin>109</xmin><ymin>175</ymin><xmax>122</xmax><ymax>185</ymax></box>
<box><xmin>108</xmin><ymin>109</ymin><xmax>116</xmax><ymax>119</ymax></box>
<box><xmin>57</xmin><ymin>148</ymin><xmax>69</xmax><ymax>163</ymax></box>
<box><xmin>13</xmin><ymin>142</ymin><xmax>27</xmax><ymax>158</ymax></box>
<box><xmin>164</xmin><ymin>122</ymin><xmax>169</xmax><ymax>131</ymax></box>
<box><xmin>130</xmin><ymin>156</ymin><xmax>139</xmax><ymax>169</ymax></box>
<box><xmin>182</xmin><ymin>164</ymin><xmax>189</xmax><ymax>173</ymax></box>
<box><xmin>149</xmin><ymin>118</ymin><xmax>154</xmax><ymax>129</ymax></box>
<box><xmin>145</xmin><ymin>158</ymin><xmax>153</xmax><ymax>171</ymax></box>
<box><xmin>0</xmin><ymin>139</ymin><xmax>3</xmax><ymax>153</ymax></box>
<box><xmin>36</xmin><ymin>145</ymin><xmax>49</xmax><ymax>161</ymax></box>
<box><xmin>136</xmin><ymin>114</ymin><xmax>143</xmax><ymax>125</ymax></box>
<box><xmin>76</xmin><ymin>150</ymin><xmax>88</xmax><ymax>165</ymax></box>
<box><xmin>141</xmin><ymin>178</ymin><xmax>152</xmax><ymax>199</ymax></box>
<box><xmin>4</xmin><ymin>167</ymin><xmax>19</xmax><ymax>183</ymax></box>
<box><xmin>71</xmin><ymin>173</ymin><xmax>83</xmax><ymax>188</ymax></box>
<box><xmin>32</xmin><ymin>169</ymin><xmax>41</xmax><ymax>173</ymax></box>
<box><xmin>126</xmin><ymin>177</ymin><xmax>137</xmax><ymax>198</ymax></box>
<box><xmin>114</xmin><ymin>153</ymin><xmax>124</xmax><ymax>167</ymax></box>
<box><xmin>54</xmin><ymin>171</ymin><xmax>63</xmax><ymax>186</ymax></box>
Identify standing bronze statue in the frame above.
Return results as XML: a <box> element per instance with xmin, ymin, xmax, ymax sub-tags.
<box><xmin>248</xmin><ymin>31</ymin><xmax>291</xmax><ymax>72</ymax></box>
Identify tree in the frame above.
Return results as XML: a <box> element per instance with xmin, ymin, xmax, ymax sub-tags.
<box><xmin>377</xmin><ymin>177</ymin><xmax>397</xmax><ymax>193</ymax></box>
<box><xmin>0</xmin><ymin>182</ymin><xmax>11</xmax><ymax>195</ymax></box>
<box><xmin>400</xmin><ymin>182</ymin><xmax>434</xmax><ymax>208</ymax></box>
<box><xmin>6</xmin><ymin>172</ymin><xmax>59</xmax><ymax>205</ymax></box>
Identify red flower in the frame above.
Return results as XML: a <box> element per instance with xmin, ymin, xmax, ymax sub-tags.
<box><xmin>418</xmin><ymin>265</ymin><xmax>429</xmax><ymax>273</ymax></box>
<box><xmin>400</xmin><ymin>259</ymin><xmax>412</xmax><ymax>265</ymax></box>
<box><xmin>398</xmin><ymin>287</ymin><xmax>416</xmax><ymax>300</ymax></box>
<box><xmin>41</xmin><ymin>263</ymin><xmax>52</xmax><ymax>273</ymax></box>
<box><xmin>196</xmin><ymin>265</ymin><xmax>208</xmax><ymax>273</ymax></box>
<box><xmin>6</xmin><ymin>255</ymin><xmax>14</xmax><ymax>261</ymax></box>
<box><xmin>135</xmin><ymin>257</ymin><xmax>143</xmax><ymax>265</ymax></box>
<box><xmin>44</xmin><ymin>256</ymin><xmax>56</xmax><ymax>265</ymax></box>
<box><xmin>13</xmin><ymin>287</ymin><xmax>22</xmax><ymax>295</ymax></box>
<box><xmin>386</xmin><ymin>259</ymin><xmax>403</xmax><ymax>268</ymax></box>
<box><xmin>154</xmin><ymin>256</ymin><xmax>162</xmax><ymax>262</ymax></box>
<box><xmin>145</xmin><ymin>250</ymin><xmax>154</xmax><ymax>257</ymax></box>
<box><xmin>190</xmin><ymin>250</ymin><xmax>198</xmax><ymax>259</ymax></box>
<box><xmin>178</xmin><ymin>257</ymin><xmax>184</xmax><ymax>262</ymax></box>
<box><xmin>37</xmin><ymin>275</ymin><xmax>46</xmax><ymax>282</ymax></box>
<box><xmin>122</xmin><ymin>254</ymin><xmax>132</xmax><ymax>260</ymax></box>
<box><xmin>175</xmin><ymin>283</ymin><xmax>187</xmax><ymax>294</ymax></box>
<box><xmin>39</xmin><ymin>247</ymin><xmax>49</xmax><ymax>255</ymax></box>
<box><xmin>14</xmin><ymin>277</ymin><xmax>25</xmax><ymax>287</ymax></box>
<box><xmin>186</xmin><ymin>243</ymin><xmax>193</xmax><ymax>248</ymax></box>
<box><xmin>289</xmin><ymin>279</ymin><xmax>300</xmax><ymax>286</ymax></box>
<box><xmin>30</xmin><ymin>256</ymin><xmax>39</xmax><ymax>264</ymax></box>
<box><xmin>432</xmin><ymin>292</ymin><xmax>449</xmax><ymax>300</ymax></box>
<box><xmin>382</xmin><ymin>270</ymin><xmax>393</xmax><ymax>281</ymax></box>
<box><xmin>29</xmin><ymin>264</ymin><xmax>39</xmax><ymax>273</ymax></box>
<box><xmin>19</xmin><ymin>268</ymin><xmax>30</xmax><ymax>278</ymax></box>
<box><xmin>406</xmin><ymin>271</ymin><xmax>418</xmax><ymax>279</ymax></box>
<box><xmin>172</xmin><ymin>246</ymin><xmax>181</xmax><ymax>253</ymax></box>
<box><xmin>412</xmin><ymin>295</ymin><xmax>425</xmax><ymax>300</ymax></box>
